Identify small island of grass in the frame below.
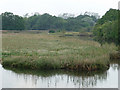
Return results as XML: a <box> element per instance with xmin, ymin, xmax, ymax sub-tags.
<box><xmin>2</xmin><ymin>31</ymin><xmax>117</xmax><ymax>71</ymax></box>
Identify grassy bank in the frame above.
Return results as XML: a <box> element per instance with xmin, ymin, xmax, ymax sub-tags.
<box><xmin>2</xmin><ymin>31</ymin><xmax>117</xmax><ymax>71</ymax></box>
<box><xmin>110</xmin><ymin>52</ymin><xmax>120</xmax><ymax>60</ymax></box>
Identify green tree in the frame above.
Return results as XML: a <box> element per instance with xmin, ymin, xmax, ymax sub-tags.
<box><xmin>93</xmin><ymin>9</ymin><xmax>119</xmax><ymax>45</ymax></box>
<box><xmin>118</xmin><ymin>10</ymin><xmax>120</xmax><ymax>51</ymax></box>
<box><xmin>2</xmin><ymin>12</ymin><xmax>25</xmax><ymax>30</ymax></box>
<box><xmin>25</xmin><ymin>12</ymin><xmax>97</xmax><ymax>31</ymax></box>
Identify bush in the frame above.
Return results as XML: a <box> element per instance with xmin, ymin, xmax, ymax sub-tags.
<box><xmin>49</xmin><ymin>30</ymin><xmax>55</xmax><ymax>33</ymax></box>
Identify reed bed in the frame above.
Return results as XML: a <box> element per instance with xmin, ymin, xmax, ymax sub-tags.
<box><xmin>2</xmin><ymin>31</ymin><xmax>117</xmax><ymax>71</ymax></box>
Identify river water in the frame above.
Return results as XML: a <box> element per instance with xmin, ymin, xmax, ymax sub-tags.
<box><xmin>0</xmin><ymin>64</ymin><xmax>118</xmax><ymax>88</ymax></box>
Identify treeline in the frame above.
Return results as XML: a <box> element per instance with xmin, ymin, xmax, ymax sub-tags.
<box><xmin>93</xmin><ymin>9</ymin><xmax>120</xmax><ymax>45</ymax></box>
<box><xmin>1</xmin><ymin>12</ymin><xmax>25</xmax><ymax>30</ymax></box>
<box><xmin>1</xmin><ymin>12</ymin><xmax>98</xmax><ymax>32</ymax></box>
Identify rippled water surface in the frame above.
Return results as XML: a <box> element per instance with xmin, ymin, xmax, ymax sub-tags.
<box><xmin>1</xmin><ymin>64</ymin><xmax>118</xmax><ymax>88</ymax></box>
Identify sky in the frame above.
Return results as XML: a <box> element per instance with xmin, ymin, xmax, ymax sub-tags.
<box><xmin>0</xmin><ymin>0</ymin><xmax>119</xmax><ymax>17</ymax></box>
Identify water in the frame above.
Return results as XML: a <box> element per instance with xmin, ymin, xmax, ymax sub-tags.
<box><xmin>1</xmin><ymin>64</ymin><xmax>118</xmax><ymax>88</ymax></box>
<box><xmin>0</xmin><ymin>64</ymin><xmax>2</xmax><ymax>89</ymax></box>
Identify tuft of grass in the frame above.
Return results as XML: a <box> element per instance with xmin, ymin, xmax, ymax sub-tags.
<box><xmin>110</xmin><ymin>51</ymin><xmax>120</xmax><ymax>60</ymax></box>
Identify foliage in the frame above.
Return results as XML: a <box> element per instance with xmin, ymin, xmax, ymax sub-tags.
<box><xmin>25</xmin><ymin>13</ymin><xmax>97</xmax><ymax>32</ymax></box>
<box><xmin>49</xmin><ymin>30</ymin><xmax>55</xmax><ymax>33</ymax></box>
<box><xmin>93</xmin><ymin>9</ymin><xmax>120</xmax><ymax>45</ymax></box>
<box><xmin>118</xmin><ymin>10</ymin><xmax>120</xmax><ymax>46</ymax></box>
<box><xmin>2</xmin><ymin>12</ymin><xmax>25</xmax><ymax>30</ymax></box>
<box><xmin>1</xmin><ymin>12</ymin><xmax>98</xmax><ymax>32</ymax></box>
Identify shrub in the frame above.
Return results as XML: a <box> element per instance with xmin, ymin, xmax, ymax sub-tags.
<box><xmin>49</xmin><ymin>30</ymin><xmax>55</xmax><ymax>33</ymax></box>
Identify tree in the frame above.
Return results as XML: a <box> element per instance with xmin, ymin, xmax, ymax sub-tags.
<box><xmin>2</xmin><ymin>12</ymin><xmax>25</xmax><ymax>30</ymax></box>
<box><xmin>118</xmin><ymin>10</ymin><xmax>120</xmax><ymax>51</ymax></box>
<box><xmin>1</xmin><ymin>12</ymin><xmax>98</xmax><ymax>32</ymax></box>
<box><xmin>58</xmin><ymin>13</ymin><xmax>75</xmax><ymax>19</ymax></box>
<box><xmin>93</xmin><ymin>9</ymin><xmax>120</xmax><ymax>46</ymax></box>
<box><xmin>0</xmin><ymin>15</ymin><xmax>2</xmax><ymax>30</ymax></box>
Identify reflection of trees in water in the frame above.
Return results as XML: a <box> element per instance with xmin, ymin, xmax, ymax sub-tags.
<box><xmin>11</xmin><ymin>73</ymin><xmax>40</xmax><ymax>87</ymax></box>
<box><xmin>65</xmin><ymin>72</ymin><xmax>107</xmax><ymax>88</ymax></box>
<box><xmin>110</xmin><ymin>59</ymin><xmax>120</xmax><ymax>70</ymax></box>
<box><xmin>4</xmin><ymin>67</ymin><xmax>108</xmax><ymax>88</ymax></box>
<box><xmin>110</xmin><ymin>60</ymin><xmax>120</xmax><ymax>70</ymax></box>
<box><xmin>110</xmin><ymin>64</ymin><xmax>119</xmax><ymax>70</ymax></box>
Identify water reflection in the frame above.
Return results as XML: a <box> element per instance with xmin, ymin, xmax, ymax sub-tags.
<box><xmin>0</xmin><ymin>64</ymin><xmax>2</xmax><ymax>89</ymax></box>
<box><xmin>110</xmin><ymin>59</ymin><xmax>120</xmax><ymax>69</ymax></box>
<box><xmin>2</xmin><ymin>64</ymin><xmax>118</xmax><ymax>88</ymax></box>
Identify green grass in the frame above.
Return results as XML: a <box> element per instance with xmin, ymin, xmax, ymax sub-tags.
<box><xmin>2</xmin><ymin>30</ymin><xmax>117</xmax><ymax>71</ymax></box>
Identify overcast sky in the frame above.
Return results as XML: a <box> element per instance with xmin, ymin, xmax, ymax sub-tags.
<box><xmin>0</xmin><ymin>0</ymin><xmax>119</xmax><ymax>17</ymax></box>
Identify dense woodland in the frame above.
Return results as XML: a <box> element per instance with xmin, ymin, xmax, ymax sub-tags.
<box><xmin>1</xmin><ymin>12</ymin><xmax>25</xmax><ymax>30</ymax></box>
<box><xmin>1</xmin><ymin>12</ymin><xmax>98</xmax><ymax>32</ymax></box>
<box><xmin>93</xmin><ymin>9</ymin><xmax>120</xmax><ymax>46</ymax></box>
<box><xmin>0</xmin><ymin>9</ymin><xmax>120</xmax><ymax>45</ymax></box>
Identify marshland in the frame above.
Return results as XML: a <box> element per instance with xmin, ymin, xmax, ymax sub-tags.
<box><xmin>1</xmin><ymin>30</ymin><xmax>119</xmax><ymax>88</ymax></box>
<box><xmin>0</xmin><ymin>7</ymin><xmax>120</xmax><ymax>88</ymax></box>
<box><xmin>2</xmin><ymin>30</ymin><xmax>117</xmax><ymax>71</ymax></box>
<box><xmin>1</xmin><ymin>31</ymin><xmax>118</xmax><ymax>88</ymax></box>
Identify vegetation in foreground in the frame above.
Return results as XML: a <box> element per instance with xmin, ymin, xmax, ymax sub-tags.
<box><xmin>2</xmin><ymin>31</ymin><xmax>117</xmax><ymax>71</ymax></box>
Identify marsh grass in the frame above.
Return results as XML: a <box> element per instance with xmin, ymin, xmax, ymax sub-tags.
<box><xmin>2</xmin><ymin>31</ymin><xmax>117</xmax><ymax>71</ymax></box>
